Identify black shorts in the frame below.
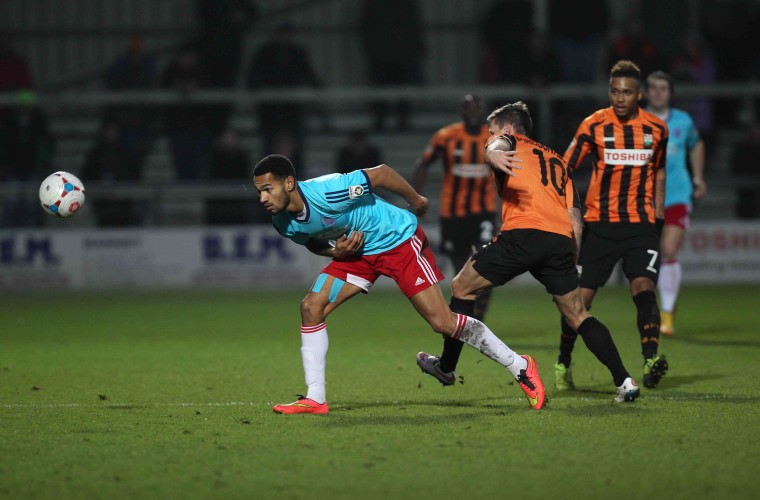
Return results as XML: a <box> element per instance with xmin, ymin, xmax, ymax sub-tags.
<box><xmin>578</xmin><ymin>222</ymin><xmax>661</xmax><ymax>289</ymax></box>
<box><xmin>471</xmin><ymin>229</ymin><xmax>578</xmax><ymax>296</ymax></box>
<box><xmin>440</xmin><ymin>214</ymin><xmax>497</xmax><ymax>258</ymax></box>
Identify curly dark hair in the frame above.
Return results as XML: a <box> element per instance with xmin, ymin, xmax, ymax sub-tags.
<box><xmin>253</xmin><ymin>154</ymin><xmax>296</xmax><ymax>180</ymax></box>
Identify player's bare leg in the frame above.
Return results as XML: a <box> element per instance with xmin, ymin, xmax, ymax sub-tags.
<box><xmin>659</xmin><ymin>224</ymin><xmax>686</xmax><ymax>336</ymax></box>
<box><xmin>419</xmin><ymin>255</ymin><xmax>495</xmax><ymax>384</ymax></box>
<box><xmin>411</xmin><ymin>261</ymin><xmax>545</xmax><ymax>409</ymax></box>
<box><xmin>273</xmin><ymin>274</ymin><xmax>364</xmax><ymax>415</ymax></box>
<box><xmin>553</xmin><ymin>289</ymin><xmax>638</xmax><ymax>401</ymax></box>
<box><xmin>556</xmin><ymin>287</ymin><xmax>596</xmax><ymax>389</ymax></box>
<box><xmin>631</xmin><ymin>276</ymin><xmax>669</xmax><ymax>388</ymax></box>
<box><xmin>436</xmin><ymin>253</ymin><xmax>492</xmax><ymax>375</ymax></box>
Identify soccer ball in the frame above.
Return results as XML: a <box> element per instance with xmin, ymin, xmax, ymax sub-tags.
<box><xmin>39</xmin><ymin>171</ymin><xmax>86</xmax><ymax>217</ymax></box>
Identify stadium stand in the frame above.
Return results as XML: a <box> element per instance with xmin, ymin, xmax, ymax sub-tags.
<box><xmin>1</xmin><ymin>0</ymin><xmax>758</xmax><ymax>227</ymax></box>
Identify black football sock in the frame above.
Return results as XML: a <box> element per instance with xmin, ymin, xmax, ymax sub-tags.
<box><xmin>558</xmin><ymin>317</ymin><xmax>578</xmax><ymax>367</ymax></box>
<box><xmin>439</xmin><ymin>297</ymin><xmax>475</xmax><ymax>373</ymax></box>
<box><xmin>633</xmin><ymin>290</ymin><xmax>661</xmax><ymax>360</ymax></box>
<box><xmin>577</xmin><ymin>316</ymin><xmax>630</xmax><ymax>387</ymax></box>
<box><xmin>473</xmin><ymin>289</ymin><xmax>492</xmax><ymax>321</ymax></box>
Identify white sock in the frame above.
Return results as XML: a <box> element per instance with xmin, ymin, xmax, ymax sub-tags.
<box><xmin>658</xmin><ymin>260</ymin><xmax>681</xmax><ymax>313</ymax></box>
<box><xmin>301</xmin><ymin>322</ymin><xmax>328</xmax><ymax>404</ymax></box>
<box><xmin>453</xmin><ymin>314</ymin><xmax>527</xmax><ymax>378</ymax></box>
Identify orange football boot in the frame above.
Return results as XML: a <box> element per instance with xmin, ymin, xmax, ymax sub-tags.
<box><xmin>516</xmin><ymin>355</ymin><xmax>546</xmax><ymax>410</ymax></box>
<box><xmin>273</xmin><ymin>396</ymin><xmax>328</xmax><ymax>415</ymax></box>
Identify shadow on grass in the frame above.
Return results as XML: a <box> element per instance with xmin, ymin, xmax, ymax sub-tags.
<box><xmin>554</xmin><ymin>373</ymin><xmax>724</xmax><ymax>397</ymax></box>
<box><xmin>549</xmin><ymin>373</ymin><xmax>759</xmax><ymax>406</ymax></box>
<box><xmin>642</xmin><ymin>391</ymin><xmax>760</xmax><ymax>403</ymax></box>
<box><xmin>551</xmin><ymin>387</ymin><xmax>613</xmax><ymax>401</ymax></box>
<box><xmin>560</xmin><ymin>402</ymin><xmax>646</xmax><ymax>417</ymax></box>
<box><xmin>322</xmin><ymin>398</ymin><xmax>526</xmax><ymax>425</ymax></box>
<box><xmin>654</xmin><ymin>373</ymin><xmax>724</xmax><ymax>390</ymax></box>
<box><xmin>670</xmin><ymin>336</ymin><xmax>760</xmax><ymax>348</ymax></box>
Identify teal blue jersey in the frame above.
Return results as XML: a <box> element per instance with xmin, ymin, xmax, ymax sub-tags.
<box><xmin>659</xmin><ymin>108</ymin><xmax>700</xmax><ymax>208</ymax></box>
<box><xmin>271</xmin><ymin>170</ymin><xmax>418</xmax><ymax>255</ymax></box>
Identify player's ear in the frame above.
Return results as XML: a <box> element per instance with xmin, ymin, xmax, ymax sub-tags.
<box><xmin>285</xmin><ymin>176</ymin><xmax>296</xmax><ymax>191</ymax></box>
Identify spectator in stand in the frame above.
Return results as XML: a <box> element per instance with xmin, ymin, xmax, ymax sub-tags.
<box><xmin>0</xmin><ymin>36</ymin><xmax>33</xmax><ymax>92</ymax></box>
<box><xmin>81</xmin><ymin>122</ymin><xmax>142</xmax><ymax>226</ymax></box>
<box><xmin>106</xmin><ymin>35</ymin><xmax>158</xmax><ymax>90</ymax></box>
<box><xmin>700</xmin><ymin>1</ymin><xmax>760</xmax><ymax>132</ymax></box>
<box><xmin>0</xmin><ymin>90</ymin><xmax>53</xmax><ymax>227</ymax></box>
<box><xmin>479</xmin><ymin>0</ymin><xmax>534</xmax><ymax>84</ymax></box>
<box><xmin>336</xmin><ymin>129</ymin><xmax>382</xmax><ymax>174</ymax></box>
<box><xmin>205</xmin><ymin>128</ymin><xmax>261</xmax><ymax>225</ymax></box>
<box><xmin>480</xmin><ymin>26</ymin><xmax>562</xmax><ymax>118</ymax></box>
<box><xmin>197</xmin><ymin>0</ymin><xmax>258</xmax><ymax>135</ymax></box>
<box><xmin>103</xmin><ymin>35</ymin><xmax>159</xmax><ymax>176</ymax></box>
<box><xmin>246</xmin><ymin>23</ymin><xmax>321</xmax><ymax>171</ymax></box>
<box><xmin>0</xmin><ymin>35</ymin><xmax>35</xmax><ymax>122</ymax></box>
<box><xmin>524</xmin><ymin>31</ymin><xmax>563</xmax><ymax>88</ymax></box>
<box><xmin>606</xmin><ymin>19</ymin><xmax>668</xmax><ymax>79</ymax></box>
<box><xmin>359</xmin><ymin>0</ymin><xmax>426</xmax><ymax>131</ymax></box>
<box><xmin>731</xmin><ymin>123</ymin><xmax>760</xmax><ymax>219</ymax></box>
<box><xmin>161</xmin><ymin>41</ymin><xmax>214</xmax><ymax>181</ymax></box>
<box><xmin>671</xmin><ymin>31</ymin><xmax>718</xmax><ymax>152</ymax></box>
<box><xmin>208</xmin><ymin>128</ymin><xmax>249</xmax><ymax>180</ymax></box>
<box><xmin>550</xmin><ymin>0</ymin><xmax>609</xmax><ymax>83</ymax></box>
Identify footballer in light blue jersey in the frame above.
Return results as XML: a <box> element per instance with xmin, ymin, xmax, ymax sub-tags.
<box><xmin>254</xmin><ymin>154</ymin><xmax>542</xmax><ymax>415</ymax></box>
<box><xmin>660</xmin><ymin>108</ymin><xmax>700</xmax><ymax>208</ymax></box>
<box><xmin>271</xmin><ymin>169</ymin><xmax>417</xmax><ymax>255</ymax></box>
<box><xmin>645</xmin><ymin>70</ymin><xmax>707</xmax><ymax>336</ymax></box>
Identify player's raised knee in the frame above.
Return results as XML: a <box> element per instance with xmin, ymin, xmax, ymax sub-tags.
<box><xmin>300</xmin><ymin>294</ymin><xmax>327</xmax><ymax>323</ymax></box>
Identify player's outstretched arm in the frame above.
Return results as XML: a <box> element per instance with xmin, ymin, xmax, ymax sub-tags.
<box><xmin>690</xmin><ymin>139</ymin><xmax>707</xmax><ymax>199</ymax></box>
<box><xmin>411</xmin><ymin>134</ymin><xmax>443</xmax><ymax>193</ymax></box>
<box><xmin>654</xmin><ymin>166</ymin><xmax>666</xmax><ymax>220</ymax></box>
<box><xmin>568</xmin><ymin>207</ymin><xmax>582</xmax><ymax>262</ymax></box>
<box><xmin>364</xmin><ymin>164</ymin><xmax>428</xmax><ymax>216</ymax></box>
<box><xmin>411</xmin><ymin>152</ymin><xmax>436</xmax><ymax>194</ymax></box>
<box><xmin>485</xmin><ymin>139</ymin><xmax>521</xmax><ymax>177</ymax></box>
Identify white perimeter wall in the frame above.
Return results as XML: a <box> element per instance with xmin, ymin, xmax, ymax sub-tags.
<box><xmin>2</xmin><ymin>221</ymin><xmax>760</xmax><ymax>292</ymax></box>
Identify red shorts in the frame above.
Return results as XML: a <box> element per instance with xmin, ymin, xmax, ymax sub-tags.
<box><xmin>322</xmin><ymin>226</ymin><xmax>445</xmax><ymax>298</ymax></box>
<box><xmin>664</xmin><ymin>204</ymin><xmax>690</xmax><ymax>230</ymax></box>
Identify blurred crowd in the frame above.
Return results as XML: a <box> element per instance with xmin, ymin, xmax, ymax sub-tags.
<box><xmin>1</xmin><ymin>0</ymin><xmax>759</xmax><ymax>227</ymax></box>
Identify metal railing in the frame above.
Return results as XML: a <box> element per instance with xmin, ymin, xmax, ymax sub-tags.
<box><xmin>2</xmin><ymin>83</ymin><xmax>760</xmax><ymax>227</ymax></box>
<box><xmin>3</xmin><ymin>81</ymin><xmax>759</xmax><ymax>143</ymax></box>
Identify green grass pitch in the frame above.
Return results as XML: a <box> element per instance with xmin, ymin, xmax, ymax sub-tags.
<box><xmin>2</xmin><ymin>284</ymin><xmax>760</xmax><ymax>499</ymax></box>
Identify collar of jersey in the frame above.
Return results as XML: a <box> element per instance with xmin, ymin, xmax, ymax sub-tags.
<box><xmin>294</xmin><ymin>184</ymin><xmax>310</xmax><ymax>223</ymax></box>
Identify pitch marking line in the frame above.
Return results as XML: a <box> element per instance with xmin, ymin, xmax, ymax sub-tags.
<box><xmin>0</xmin><ymin>402</ymin><xmax>272</xmax><ymax>409</ymax></box>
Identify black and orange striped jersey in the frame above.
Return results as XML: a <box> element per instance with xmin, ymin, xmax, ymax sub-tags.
<box><xmin>421</xmin><ymin>122</ymin><xmax>498</xmax><ymax>219</ymax></box>
<box><xmin>487</xmin><ymin>133</ymin><xmax>577</xmax><ymax>239</ymax></box>
<box><xmin>564</xmin><ymin>107</ymin><xmax>668</xmax><ymax>224</ymax></box>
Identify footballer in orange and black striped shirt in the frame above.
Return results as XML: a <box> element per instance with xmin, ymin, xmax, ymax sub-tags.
<box><xmin>565</xmin><ymin>94</ymin><xmax>668</xmax><ymax>224</ymax></box>
<box><xmin>557</xmin><ymin>60</ymin><xmax>670</xmax><ymax>389</ymax></box>
<box><xmin>412</xmin><ymin>95</ymin><xmax>498</xmax><ymax>259</ymax></box>
<box><xmin>425</xmin><ymin>101</ymin><xmax>637</xmax><ymax>398</ymax></box>
<box><xmin>412</xmin><ymin>94</ymin><xmax>498</xmax><ymax>325</ymax></box>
